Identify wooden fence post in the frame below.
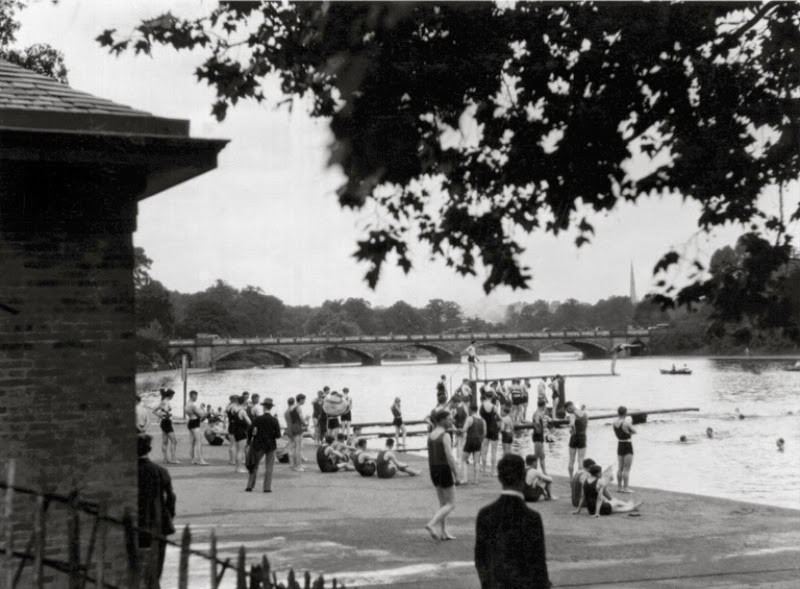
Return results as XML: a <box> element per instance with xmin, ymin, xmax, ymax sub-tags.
<box><xmin>260</xmin><ymin>555</ymin><xmax>270</xmax><ymax>589</ymax></box>
<box><xmin>236</xmin><ymin>546</ymin><xmax>246</xmax><ymax>589</ymax></box>
<box><xmin>80</xmin><ymin>504</ymin><xmax>101</xmax><ymax>589</ymax></box>
<box><xmin>3</xmin><ymin>460</ymin><xmax>15</xmax><ymax>589</ymax></box>
<box><xmin>209</xmin><ymin>529</ymin><xmax>218</xmax><ymax>589</ymax></box>
<box><xmin>68</xmin><ymin>494</ymin><xmax>81</xmax><ymax>589</ymax></box>
<box><xmin>33</xmin><ymin>495</ymin><xmax>45</xmax><ymax>589</ymax></box>
<box><xmin>177</xmin><ymin>525</ymin><xmax>191</xmax><ymax>589</ymax></box>
<box><xmin>122</xmin><ymin>508</ymin><xmax>139</xmax><ymax>589</ymax></box>
<box><xmin>95</xmin><ymin>509</ymin><xmax>107</xmax><ymax>589</ymax></box>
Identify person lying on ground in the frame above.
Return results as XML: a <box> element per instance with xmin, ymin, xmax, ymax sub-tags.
<box><xmin>573</xmin><ymin>465</ymin><xmax>643</xmax><ymax>517</ymax></box>
<box><xmin>523</xmin><ymin>454</ymin><xmax>556</xmax><ymax>502</ymax></box>
<box><xmin>353</xmin><ymin>438</ymin><xmax>377</xmax><ymax>477</ymax></box>
<box><xmin>316</xmin><ymin>435</ymin><xmax>355</xmax><ymax>473</ymax></box>
<box><xmin>376</xmin><ymin>438</ymin><xmax>421</xmax><ymax>478</ymax></box>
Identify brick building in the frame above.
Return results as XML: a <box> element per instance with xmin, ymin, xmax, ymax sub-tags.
<box><xmin>0</xmin><ymin>59</ymin><xmax>226</xmax><ymax>586</ymax></box>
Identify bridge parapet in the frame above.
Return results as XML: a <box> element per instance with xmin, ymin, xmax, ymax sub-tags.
<box><xmin>166</xmin><ymin>330</ymin><xmax>651</xmax><ymax>369</ymax></box>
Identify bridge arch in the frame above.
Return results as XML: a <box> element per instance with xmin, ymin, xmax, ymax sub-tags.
<box><xmin>539</xmin><ymin>340</ymin><xmax>609</xmax><ymax>359</ymax></box>
<box><xmin>296</xmin><ymin>345</ymin><xmax>379</xmax><ymax>366</ymax></box>
<box><xmin>169</xmin><ymin>349</ymin><xmax>194</xmax><ymax>367</ymax></box>
<box><xmin>379</xmin><ymin>342</ymin><xmax>458</xmax><ymax>364</ymax></box>
<box><xmin>212</xmin><ymin>347</ymin><xmax>294</xmax><ymax>368</ymax></box>
<box><xmin>477</xmin><ymin>341</ymin><xmax>538</xmax><ymax>361</ymax></box>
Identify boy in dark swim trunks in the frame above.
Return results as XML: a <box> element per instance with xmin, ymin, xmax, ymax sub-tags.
<box><xmin>185</xmin><ymin>390</ymin><xmax>208</xmax><ymax>465</ymax></box>
<box><xmin>461</xmin><ymin>404</ymin><xmax>485</xmax><ymax>484</ymax></box>
<box><xmin>523</xmin><ymin>454</ymin><xmax>556</xmax><ymax>502</ymax></box>
<box><xmin>376</xmin><ymin>439</ymin><xmax>420</xmax><ymax>478</ymax></box>
<box><xmin>316</xmin><ymin>435</ymin><xmax>355</xmax><ymax>473</ymax></box>
<box><xmin>612</xmin><ymin>406</ymin><xmax>636</xmax><ymax>493</ymax></box>
<box><xmin>353</xmin><ymin>438</ymin><xmax>377</xmax><ymax>477</ymax></box>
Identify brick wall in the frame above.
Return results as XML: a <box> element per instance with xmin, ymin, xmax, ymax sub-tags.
<box><xmin>1</xmin><ymin>231</ymin><xmax>137</xmax><ymax>587</ymax></box>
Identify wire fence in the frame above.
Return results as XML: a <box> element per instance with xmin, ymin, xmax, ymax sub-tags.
<box><xmin>1</xmin><ymin>460</ymin><xmax>344</xmax><ymax>589</ymax></box>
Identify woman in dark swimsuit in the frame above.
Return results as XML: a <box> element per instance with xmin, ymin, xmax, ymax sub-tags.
<box><xmin>612</xmin><ymin>405</ymin><xmax>637</xmax><ymax>493</ymax></box>
<box><xmin>479</xmin><ymin>394</ymin><xmax>500</xmax><ymax>476</ymax></box>
<box><xmin>461</xmin><ymin>405</ymin><xmax>484</xmax><ymax>484</ymax></box>
<box><xmin>153</xmin><ymin>389</ymin><xmax>178</xmax><ymax>464</ymax></box>
<box><xmin>573</xmin><ymin>465</ymin><xmax>643</xmax><ymax>517</ymax></box>
<box><xmin>425</xmin><ymin>410</ymin><xmax>458</xmax><ymax>541</ymax></box>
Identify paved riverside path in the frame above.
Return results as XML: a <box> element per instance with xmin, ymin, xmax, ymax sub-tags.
<box><xmin>156</xmin><ymin>428</ymin><xmax>800</xmax><ymax>588</ymax></box>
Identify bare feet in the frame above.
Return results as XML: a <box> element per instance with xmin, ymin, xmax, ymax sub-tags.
<box><xmin>633</xmin><ymin>499</ymin><xmax>644</xmax><ymax>510</ymax></box>
<box><xmin>425</xmin><ymin>524</ymin><xmax>440</xmax><ymax>541</ymax></box>
<box><xmin>442</xmin><ymin>532</ymin><xmax>456</xmax><ymax>540</ymax></box>
<box><xmin>618</xmin><ymin>488</ymin><xmax>634</xmax><ymax>494</ymax></box>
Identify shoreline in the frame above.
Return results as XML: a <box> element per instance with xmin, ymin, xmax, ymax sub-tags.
<box><xmin>151</xmin><ymin>425</ymin><xmax>800</xmax><ymax>588</ymax></box>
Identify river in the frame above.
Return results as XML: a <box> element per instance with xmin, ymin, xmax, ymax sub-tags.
<box><xmin>139</xmin><ymin>354</ymin><xmax>800</xmax><ymax>510</ymax></box>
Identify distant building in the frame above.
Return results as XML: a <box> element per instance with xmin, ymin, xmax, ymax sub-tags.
<box><xmin>630</xmin><ymin>262</ymin><xmax>638</xmax><ymax>306</ymax></box>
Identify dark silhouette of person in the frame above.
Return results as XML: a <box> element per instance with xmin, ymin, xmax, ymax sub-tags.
<box><xmin>246</xmin><ymin>397</ymin><xmax>283</xmax><ymax>492</ymax></box>
<box><xmin>138</xmin><ymin>434</ymin><xmax>176</xmax><ymax>587</ymax></box>
<box><xmin>474</xmin><ymin>454</ymin><xmax>551</xmax><ymax>588</ymax></box>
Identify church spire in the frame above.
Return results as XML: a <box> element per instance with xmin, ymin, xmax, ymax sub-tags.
<box><xmin>629</xmin><ymin>261</ymin><xmax>638</xmax><ymax>306</ymax></box>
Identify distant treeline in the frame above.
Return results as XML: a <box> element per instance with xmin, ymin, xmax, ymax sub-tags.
<box><xmin>134</xmin><ymin>244</ymin><xmax>800</xmax><ymax>361</ymax></box>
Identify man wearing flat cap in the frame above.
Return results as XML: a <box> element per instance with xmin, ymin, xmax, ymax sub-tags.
<box><xmin>246</xmin><ymin>397</ymin><xmax>282</xmax><ymax>492</ymax></box>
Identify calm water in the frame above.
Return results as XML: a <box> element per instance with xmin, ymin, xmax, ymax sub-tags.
<box><xmin>140</xmin><ymin>355</ymin><xmax>800</xmax><ymax>509</ymax></box>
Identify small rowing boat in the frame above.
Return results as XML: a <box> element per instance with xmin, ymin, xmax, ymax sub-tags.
<box><xmin>660</xmin><ymin>368</ymin><xmax>692</xmax><ymax>375</ymax></box>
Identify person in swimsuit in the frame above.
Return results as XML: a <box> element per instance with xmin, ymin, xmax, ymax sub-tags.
<box><xmin>185</xmin><ymin>390</ymin><xmax>208</xmax><ymax>465</ymax></box>
<box><xmin>425</xmin><ymin>392</ymin><xmax>449</xmax><ymax>432</ymax></box>
<box><xmin>521</xmin><ymin>379</ymin><xmax>531</xmax><ymax>422</ymax></box>
<box><xmin>376</xmin><ymin>438</ymin><xmax>420</xmax><ymax>478</ymax></box>
<box><xmin>425</xmin><ymin>410</ymin><xmax>458</xmax><ymax>541</ymax></box>
<box><xmin>325</xmin><ymin>390</ymin><xmax>343</xmax><ymax>439</ymax></box>
<box><xmin>136</xmin><ymin>394</ymin><xmax>149</xmax><ymax>434</ymax></box>
<box><xmin>573</xmin><ymin>464</ymin><xmax>643</xmax><ymax>517</ymax></box>
<box><xmin>340</xmin><ymin>388</ymin><xmax>352</xmax><ymax>438</ymax></box>
<box><xmin>612</xmin><ymin>406</ymin><xmax>636</xmax><ymax>493</ymax></box>
<box><xmin>508</xmin><ymin>379</ymin><xmax>524</xmax><ymax>423</ymax></box>
<box><xmin>479</xmin><ymin>393</ymin><xmax>500</xmax><ymax>476</ymax></box>
<box><xmin>450</xmin><ymin>394</ymin><xmax>469</xmax><ymax>473</ymax></box>
<box><xmin>353</xmin><ymin>438</ymin><xmax>377</xmax><ymax>477</ymax></box>
<box><xmin>499</xmin><ymin>403</ymin><xmax>515</xmax><ymax>457</ymax></box>
<box><xmin>312</xmin><ymin>391</ymin><xmax>325</xmax><ymax>443</ymax></box>
<box><xmin>706</xmin><ymin>427</ymin><xmax>714</xmax><ymax>439</ymax></box>
<box><xmin>461</xmin><ymin>404</ymin><xmax>485</xmax><ymax>484</ymax></box>
<box><xmin>565</xmin><ymin>401</ymin><xmax>589</xmax><ymax>479</ymax></box>
<box><xmin>316</xmin><ymin>435</ymin><xmax>355</xmax><ymax>473</ymax></box>
<box><xmin>153</xmin><ymin>389</ymin><xmax>178</xmax><ymax>464</ymax></box>
<box><xmin>230</xmin><ymin>395</ymin><xmax>251</xmax><ymax>473</ymax></box>
<box><xmin>391</xmin><ymin>397</ymin><xmax>407</xmax><ymax>448</ymax></box>
<box><xmin>523</xmin><ymin>454</ymin><xmax>556</xmax><ymax>502</ymax></box>
<box><xmin>224</xmin><ymin>395</ymin><xmax>238</xmax><ymax>464</ymax></box>
<box><xmin>777</xmin><ymin>438</ymin><xmax>785</xmax><ymax>452</ymax></box>
<box><xmin>531</xmin><ymin>398</ymin><xmax>549</xmax><ymax>474</ymax></box>
<box><xmin>464</xmin><ymin>340</ymin><xmax>479</xmax><ymax>380</ymax></box>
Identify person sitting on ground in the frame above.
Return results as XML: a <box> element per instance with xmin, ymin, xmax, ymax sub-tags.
<box><xmin>353</xmin><ymin>438</ymin><xmax>377</xmax><ymax>477</ymax></box>
<box><xmin>573</xmin><ymin>465</ymin><xmax>643</xmax><ymax>517</ymax></box>
<box><xmin>376</xmin><ymin>438</ymin><xmax>421</xmax><ymax>478</ymax></box>
<box><xmin>334</xmin><ymin>433</ymin><xmax>357</xmax><ymax>461</ymax></box>
<box><xmin>523</xmin><ymin>454</ymin><xmax>556</xmax><ymax>502</ymax></box>
<box><xmin>571</xmin><ymin>458</ymin><xmax>606</xmax><ymax>507</ymax></box>
<box><xmin>316</xmin><ymin>435</ymin><xmax>355</xmax><ymax>473</ymax></box>
<box><xmin>203</xmin><ymin>421</ymin><xmax>226</xmax><ymax>446</ymax></box>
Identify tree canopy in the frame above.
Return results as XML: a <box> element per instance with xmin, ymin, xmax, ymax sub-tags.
<box><xmin>99</xmin><ymin>1</ymin><xmax>799</xmax><ymax>315</ymax></box>
<box><xmin>0</xmin><ymin>0</ymin><xmax>67</xmax><ymax>82</ymax></box>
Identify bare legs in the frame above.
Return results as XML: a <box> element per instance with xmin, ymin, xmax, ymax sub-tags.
<box><xmin>567</xmin><ymin>447</ymin><xmax>585</xmax><ymax>479</ymax></box>
<box><xmin>462</xmin><ymin>451</ymin><xmax>480</xmax><ymax>484</ymax></box>
<box><xmin>167</xmin><ymin>432</ymin><xmax>178</xmax><ymax>463</ymax></box>
<box><xmin>228</xmin><ymin>434</ymin><xmax>236</xmax><ymax>464</ymax></box>
<box><xmin>234</xmin><ymin>439</ymin><xmax>246</xmax><ymax>473</ymax></box>
<box><xmin>534</xmin><ymin>441</ymin><xmax>547</xmax><ymax>475</ymax></box>
<box><xmin>426</xmin><ymin>486</ymin><xmax>456</xmax><ymax>540</ymax></box>
<box><xmin>395</xmin><ymin>424</ymin><xmax>407</xmax><ymax>448</ymax></box>
<box><xmin>480</xmin><ymin>439</ymin><xmax>498</xmax><ymax>475</ymax></box>
<box><xmin>161</xmin><ymin>431</ymin><xmax>170</xmax><ymax>463</ymax></box>
<box><xmin>292</xmin><ymin>435</ymin><xmax>304</xmax><ymax>471</ymax></box>
<box><xmin>190</xmin><ymin>429</ymin><xmax>207</xmax><ymax>465</ymax></box>
<box><xmin>617</xmin><ymin>454</ymin><xmax>634</xmax><ymax>493</ymax></box>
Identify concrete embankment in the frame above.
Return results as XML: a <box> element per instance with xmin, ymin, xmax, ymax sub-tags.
<box><xmin>151</xmin><ymin>426</ymin><xmax>800</xmax><ymax>588</ymax></box>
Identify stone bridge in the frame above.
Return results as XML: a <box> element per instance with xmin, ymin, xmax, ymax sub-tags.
<box><xmin>167</xmin><ymin>330</ymin><xmax>651</xmax><ymax>369</ymax></box>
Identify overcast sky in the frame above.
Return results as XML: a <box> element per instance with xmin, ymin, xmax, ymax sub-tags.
<box><xmin>18</xmin><ymin>1</ymin><xmax>796</xmax><ymax>321</ymax></box>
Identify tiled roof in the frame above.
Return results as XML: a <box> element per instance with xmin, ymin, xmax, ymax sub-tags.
<box><xmin>0</xmin><ymin>58</ymin><xmax>151</xmax><ymax>117</ymax></box>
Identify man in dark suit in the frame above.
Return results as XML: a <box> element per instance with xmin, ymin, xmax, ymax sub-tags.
<box><xmin>475</xmin><ymin>454</ymin><xmax>551</xmax><ymax>588</ymax></box>
<box><xmin>246</xmin><ymin>397</ymin><xmax>282</xmax><ymax>492</ymax></box>
<box><xmin>138</xmin><ymin>434</ymin><xmax>176</xmax><ymax>587</ymax></box>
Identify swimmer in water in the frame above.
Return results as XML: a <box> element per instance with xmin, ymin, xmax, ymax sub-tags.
<box><xmin>777</xmin><ymin>438</ymin><xmax>785</xmax><ymax>452</ymax></box>
<box><xmin>706</xmin><ymin>427</ymin><xmax>714</xmax><ymax>439</ymax></box>
<box><xmin>679</xmin><ymin>435</ymin><xmax>688</xmax><ymax>442</ymax></box>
